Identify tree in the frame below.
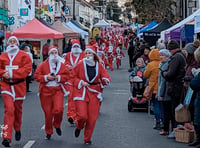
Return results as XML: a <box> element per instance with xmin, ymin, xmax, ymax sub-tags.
<box><xmin>130</xmin><ymin>0</ymin><xmax>176</xmax><ymax>24</ymax></box>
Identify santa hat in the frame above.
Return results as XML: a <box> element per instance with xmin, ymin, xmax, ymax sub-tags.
<box><xmin>48</xmin><ymin>46</ymin><xmax>58</xmax><ymax>55</ymax></box>
<box><xmin>72</xmin><ymin>39</ymin><xmax>81</xmax><ymax>48</ymax></box>
<box><xmin>85</xmin><ymin>45</ymin><xmax>97</xmax><ymax>54</ymax></box>
<box><xmin>7</xmin><ymin>36</ymin><xmax>19</xmax><ymax>45</ymax></box>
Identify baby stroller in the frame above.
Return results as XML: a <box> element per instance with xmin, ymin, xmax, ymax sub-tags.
<box><xmin>128</xmin><ymin>74</ymin><xmax>148</xmax><ymax>112</ymax></box>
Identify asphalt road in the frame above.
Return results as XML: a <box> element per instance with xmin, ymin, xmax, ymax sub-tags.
<box><xmin>0</xmin><ymin>51</ymin><xmax>188</xmax><ymax>148</ymax></box>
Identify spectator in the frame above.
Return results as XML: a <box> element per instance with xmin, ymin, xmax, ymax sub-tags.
<box><xmin>42</xmin><ymin>39</ymin><xmax>51</xmax><ymax>61</ymax></box>
<box><xmin>162</xmin><ymin>40</ymin><xmax>186</xmax><ymax>138</ymax></box>
<box><xmin>189</xmin><ymin>47</ymin><xmax>200</xmax><ymax>147</ymax></box>
<box><xmin>157</xmin><ymin>49</ymin><xmax>172</xmax><ymax>136</ymax></box>
<box><xmin>144</xmin><ymin>49</ymin><xmax>162</xmax><ymax>130</ymax></box>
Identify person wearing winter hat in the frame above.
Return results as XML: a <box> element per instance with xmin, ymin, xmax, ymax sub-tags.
<box><xmin>189</xmin><ymin>46</ymin><xmax>200</xmax><ymax>147</ymax></box>
<box><xmin>34</xmin><ymin>46</ymin><xmax>72</xmax><ymax>140</ymax></box>
<box><xmin>0</xmin><ymin>36</ymin><xmax>32</xmax><ymax>147</ymax></box>
<box><xmin>64</xmin><ymin>39</ymin><xmax>85</xmax><ymax>125</ymax></box>
<box><xmin>162</xmin><ymin>40</ymin><xmax>186</xmax><ymax>138</ymax></box>
<box><xmin>158</xmin><ymin>49</ymin><xmax>172</xmax><ymax>136</ymax></box>
<box><xmin>73</xmin><ymin>45</ymin><xmax>111</xmax><ymax>145</ymax></box>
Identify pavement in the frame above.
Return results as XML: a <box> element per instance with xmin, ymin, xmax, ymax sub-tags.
<box><xmin>0</xmin><ymin>50</ymin><xmax>189</xmax><ymax>148</ymax></box>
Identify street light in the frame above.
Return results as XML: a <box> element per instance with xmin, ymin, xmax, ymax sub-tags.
<box><xmin>73</xmin><ymin>0</ymin><xmax>76</xmax><ymax>20</ymax></box>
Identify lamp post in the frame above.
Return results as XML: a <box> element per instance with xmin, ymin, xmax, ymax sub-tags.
<box><xmin>73</xmin><ymin>0</ymin><xmax>76</xmax><ymax>20</ymax></box>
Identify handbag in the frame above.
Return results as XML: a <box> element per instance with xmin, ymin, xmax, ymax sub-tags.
<box><xmin>143</xmin><ymin>85</ymin><xmax>154</xmax><ymax>99</ymax></box>
<box><xmin>175</xmin><ymin>104</ymin><xmax>191</xmax><ymax>123</ymax></box>
<box><xmin>184</xmin><ymin>86</ymin><xmax>193</xmax><ymax>106</ymax></box>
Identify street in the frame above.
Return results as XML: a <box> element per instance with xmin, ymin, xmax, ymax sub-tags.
<box><xmin>0</xmin><ymin>51</ymin><xmax>188</xmax><ymax>148</ymax></box>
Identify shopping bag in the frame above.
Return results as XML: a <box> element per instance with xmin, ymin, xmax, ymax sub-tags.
<box><xmin>175</xmin><ymin>104</ymin><xmax>191</xmax><ymax>123</ymax></box>
<box><xmin>184</xmin><ymin>87</ymin><xmax>193</xmax><ymax>106</ymax></box>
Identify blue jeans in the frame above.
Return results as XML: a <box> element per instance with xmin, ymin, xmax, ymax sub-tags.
<box><xmin>152</xmin><ymin>94</ymin><xmax>163</xmax><ymax>122</ymax></box>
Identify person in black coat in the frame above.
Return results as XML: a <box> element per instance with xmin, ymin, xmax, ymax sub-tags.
<box><xmin>162</xmin><ymin>40</ymin><xmax>186</xmax><ymax>138</ymax></box>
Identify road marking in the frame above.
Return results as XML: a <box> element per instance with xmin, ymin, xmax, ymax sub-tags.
<box><xmin>112</xmin><ymin>92</ymin><xmax>127</xmax><ymax>95</ymax></box>
<box><xmin>41</xmin><ymin>125</ymin><xmax>45</xmax><ymax>130</ymax></box>
<box><xmin>114</xmin><ymin>90</ymin><xmax>129</xmax><ymax>92</ymax></box>
<box><xmin>65</xmin><ymin>103</ymin><xmax>68</xmax><ymax>106</ymax></box>
<box><xmin>23</xmin><ymin>140</ymin><xmax>35</xmax><ymax>148</ymax></box>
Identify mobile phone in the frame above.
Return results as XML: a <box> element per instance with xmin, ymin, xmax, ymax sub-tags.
<box><xmin>50</xmin><ymin>73</ymin><xmax>55</xmax><ymax>76</ymax></box>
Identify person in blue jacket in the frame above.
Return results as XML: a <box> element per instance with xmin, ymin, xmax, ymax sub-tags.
<box><xmin>189</xmin><ymin>46</ymin><xmax>200</xmax><ymax>147</ymax></box>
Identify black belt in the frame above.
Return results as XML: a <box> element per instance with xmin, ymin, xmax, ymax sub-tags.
<box><xmin>88</xmin><ymin>82</ymin><xmax>100</xmax><ymax>85</ymax></box>
<box><xmin>4</xmin><ymin>79</ymin><xmax>25</xmax><ymax>85</ymax></box>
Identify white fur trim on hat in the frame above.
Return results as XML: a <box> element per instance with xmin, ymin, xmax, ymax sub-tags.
<box><xmin>72</xmin><ymin>43</ymin><xmax>80</xmax><ymax>48</ymax></box>
<box><xmin>48</xmin><ymin>48</ymin><xmax>58</xmax><ymax>55</ymax></box>
<box><xmin>85</xmin><ymin>48</ymin><xmax>96</xmax><ymax>54</ymax></box>
<box><xmin>7</xmin><ymin>36</ymin><xmax>19</xmax><ymax>45</ymax></box>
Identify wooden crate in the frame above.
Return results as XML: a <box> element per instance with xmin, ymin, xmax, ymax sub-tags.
<box><xmin>175</xmin><ymin>129</ymin><xmax>194</xmax><ymax>143</ymax></box>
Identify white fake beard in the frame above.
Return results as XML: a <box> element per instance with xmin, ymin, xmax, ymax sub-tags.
<box><xmin>72</xmin><ymin>47</ymin><xmax>82</xmax><ymax>55</ymax></box>
<box><xmin>6</xmin><ymin>45</ymin><xmax>19</xmax><ymax>54</ymax></box>
<box><xmin>49</xmin><ymin>54</ymin><xmax>65</xmax><ymax>64</ymax></box>
<box><xmin>85</xmin><ymin>56</ymin><xmax>95</xmax><ymax>66</ymax></box>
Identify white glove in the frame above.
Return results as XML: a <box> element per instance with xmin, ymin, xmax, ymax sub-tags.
<box><xmin>192</xmin><ymin>68</ymin><xmax>200</xmax><ymax>76</ymax></box>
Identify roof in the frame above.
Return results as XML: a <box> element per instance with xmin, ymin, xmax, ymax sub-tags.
<box><xmin>146</xmin><ymin>18</ymin><xmax>172</xmax><ymax>33</ymax></box>
<box><xmin>51</xmin><ymin>20</ymin><xmax>79</xmax><ymax>38</ymax></box>
<box><xmin>6</xmin><ymin>18</ymin><xmax>63</xmax><ymax>39</ymax></box>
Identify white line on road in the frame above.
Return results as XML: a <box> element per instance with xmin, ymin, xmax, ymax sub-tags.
<box><xmin>112</xmin><ymin>92</ymin><xmax>128</xmax><ymax>95</ymax></box>
<box><xmin>114</xmin><ymin>90</ymin><xmax>129</xmax><ymax>92</ymax></box>
<box><xmin>23</xmin><ymin>140</ymin><xmax>35</xmax><ymax>148</ymax></box>
<box><xmin>41</xmin><ymin>125</ymin><xmax>45</xmax><ymax>130</ymax></box>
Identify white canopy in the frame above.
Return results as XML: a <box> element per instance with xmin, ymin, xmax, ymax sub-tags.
<box><xmin>63</xmin><ymin>21</ymin><xmax>89</xmax><ymax>43</ymax></box>
<box><xmin>195</xmin><ymin>15</ymin><xmax>200</xmax><ymax>33</ymax></box>
<box><xmin>93</xmin><ymin>19</ymin><xmax>111</xmax><ymax>27</ymax></box>
<box><xmin>161</xmin><ymin>8</ymin><xmax>200</xmax><ymax>40</ymax></box>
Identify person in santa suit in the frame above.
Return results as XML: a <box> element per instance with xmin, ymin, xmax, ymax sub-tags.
<box><xmin>97</xmin><ymin>44</ymin><xmax>114</xmax><ymax>71</ymax></box>
<box><xmin>106</xmin><ymin>40</ymin><xmax>116</xmax><ymax>68</ymax></box>
<box><xmin>113</xmin><ymin>43</ymin><xmax>125</xmax><ymax>69</ymax></box>
<box><xmin>64</xmin><ymin>39</ymin><xmax>84</xmax><ymax>125</ymax></box>
<box><xmin>73</xmin><ymin>45</ymin><xmax>111</xmax><ymax>145</ymax></box>
<box><xmin>34</xmin><ymin>46</ymin><xmax>72</xmax><ymax>140</ymax></box>
<box><xmin>0</xmin><ymin>36</ymin><xmax>32</xmax><ymax>147</ymax></box>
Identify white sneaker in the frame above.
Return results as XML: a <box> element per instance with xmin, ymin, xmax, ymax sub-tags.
<box><xmin>168</xmin><ymin>131</ymin><xmax>175</xmax><ymax>139</ymax></box>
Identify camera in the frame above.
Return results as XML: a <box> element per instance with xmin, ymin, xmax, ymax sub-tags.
<box><xmin>50</xmin><ymin>73</ymin><xmax>55</xmax><ymax>76</ymax></box>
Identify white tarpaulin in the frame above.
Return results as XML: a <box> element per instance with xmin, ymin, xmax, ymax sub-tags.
<box><xmin>63</xmin><ymin>21</ymin><xmax>89</xmax><ymax>43</ymax></box>
<box><xmin>195</xmin><ymin>15</ymin><xmax>200</xmax><ymax>33</ymax></box>
<box><xmin>93</xmin><ymin>19</ymin><xmax>111</xmax><ymax>27</ymax></box>
<box><xmin>161</xmin><ymin>8</ymin><xmax>200</xmax><ymax>41</ymax></box>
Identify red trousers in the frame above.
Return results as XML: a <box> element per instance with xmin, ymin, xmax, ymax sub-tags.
<box><xmin>40</xmin><ymin>90</ymin><xmax>64</xmax><ymax>135</ymax></box>
<box><xmin>75</xmin><ymin>94</ymin><xmax>100</xmax><ymax>142</ymax></box>
<box><xmin>116</xmin><ymin>58</ymin><xmax>121</xmax><ymax>68</ymax></box>
<box><xmin>66</xmin><ymin>85</ymin><xmax>76</xmax><ymax>120</ymax></box>
<box><xmin>2</xmin><ymin>94</ymin><xmax>23</xmax><ymax>141</ymax></box>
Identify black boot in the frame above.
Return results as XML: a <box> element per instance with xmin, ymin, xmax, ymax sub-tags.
<box><xmin>188</xmin><ymin>130</ymin><xmax>200</xmax><ymax>146</ymax></box>
<box><xmin>153</xmin><ymin>122</ymin><xmax>161</xmax><ymax>130</ymax></box>
<box><xmin>2</xmin><ymin>138</ymin><xmax>11</xmax><ymax>147</ymax></box>
<box><xmin>15</xmin><ymin>131</ymin><xmax>21</xmax><ymax>141</ymax></box>
<box><xmin>56</xmin><ymin>128</ymin><xmax>62</xmax><ymax>136</ymax></box>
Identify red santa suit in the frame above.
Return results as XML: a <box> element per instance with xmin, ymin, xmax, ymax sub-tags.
<box><xmin>64</xmin><ymin>40</ymin><xmax>84</xmax><ymax>123</ymax></box>
<box><xmin>106</xmin><ymin>45</ymin><xmax>116</xmax><ymax>67</ymax></box>
<box><xmin>113</xmin><ymin>46</ymin><xmax>125</xmax><ymax>69</ymax></box>
<box><xmin>34</xmin><ymin>46</ymin><xmax>72</xmax><ymax>138</ymax></box>
<box><xmin>0</xmin><ymin>36</ymin><xmax>32</xmax><ymax>143</ymax></box>
<box><xmin>73</xmin><ymin>46</ymin><xmax>111</xmax><ymax>143</ymax></box>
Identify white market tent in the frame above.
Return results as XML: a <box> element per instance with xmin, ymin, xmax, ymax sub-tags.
<box><xmin>93</xmin><ymin>19</ymin><xmax>111</xmax><ymax>27</ymax></box>
<box><xmin>161</xmin><ymin>8</ymin><xmax>200</xmax><ymax>41</ymax></box>
<box><xmin>63</xmin><ymin>21</ymin><xmax>89</xmax><ymax>43</ymax></box>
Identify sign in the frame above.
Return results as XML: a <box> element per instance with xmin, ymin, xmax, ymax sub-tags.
<box><xmin>20</xmin><ymin>8</ymin><xmax>29</xmax><ymax>16</ymax></box>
